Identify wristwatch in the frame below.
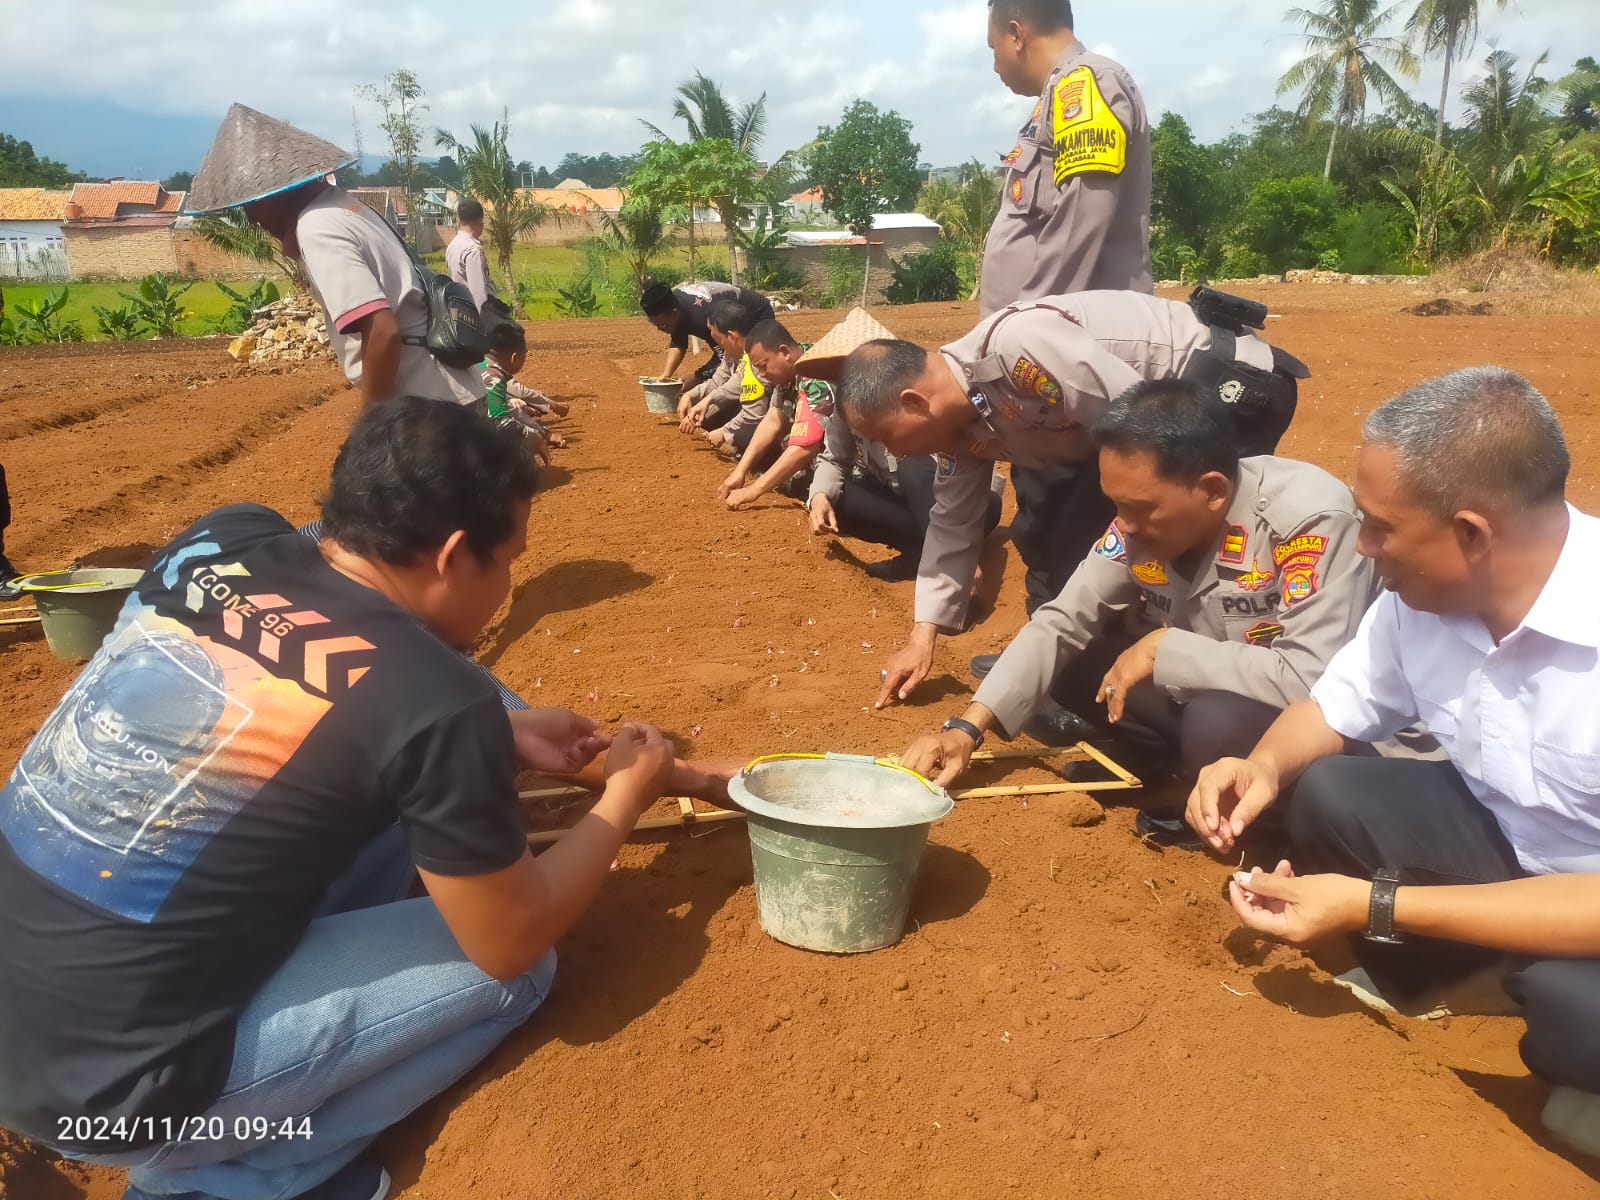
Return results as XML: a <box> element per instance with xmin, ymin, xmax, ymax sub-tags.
<box><xmin>942</xmin><ymin>716</ymin><xmax>985</xmax><ymax>750</ymax></box>
<box><xmin>1364</xmin><ymin>867</ymin><xmax>1405</xmax><ymax>945</ymax></box>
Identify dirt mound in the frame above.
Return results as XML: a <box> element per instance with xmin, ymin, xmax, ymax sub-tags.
<box><xmin>1405</xmin><ymin>297</ymin><xmax>1495</xmax><ymax>317</ymax></box>
<box><xmin>1434</xmin><ymin>248</ymin><xmax>1600</xmax><ymax>313</ymax></box>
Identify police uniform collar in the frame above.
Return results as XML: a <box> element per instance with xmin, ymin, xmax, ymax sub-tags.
<box><xmin>1053</xmin><ymin>39</ymin><xmax>1088</xmax><ymax>71</ymax></box>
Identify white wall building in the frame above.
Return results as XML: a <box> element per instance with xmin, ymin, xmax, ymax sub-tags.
<box><xmin>0</xmin><ymin>188</ymin><xmax>70</xmax><ymax>279</ymax></box>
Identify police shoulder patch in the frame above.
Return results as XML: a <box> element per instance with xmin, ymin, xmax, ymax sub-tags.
<box><xmin>1094</xmin><ymin>522</ymin><xmax>1127</xmax><ymax>563</ymax></box>
<box><xmin>1053</xmin><ymin>66</ymin><xmax>1127</xmax><ymax>184</ymax></box>
<box><xmin>1010</xmin><ymin>355</ymin><xmax>1064</xmax><ymax>404</ymax></box>
<box><xmin>934</xmin><ymin>453</ymin><xmax>958</xmax><ymax>482</ymax></box>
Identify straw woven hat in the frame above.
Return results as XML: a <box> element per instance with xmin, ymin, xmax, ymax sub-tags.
<box><xmin>796</xmin><ymin>307</ymin><xmax>899</xmax><ymax>382</ymax></box>
<box><xmin>184</xmin><ymin>103</ymin><xmax>356</xmax><ymax>214</ymax></box>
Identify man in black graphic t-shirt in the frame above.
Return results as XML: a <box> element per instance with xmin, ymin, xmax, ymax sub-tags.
<box><xmin>0</xmin><ymin>399</ymin><xmax>717</xmax><ymax>1200</ymax></box>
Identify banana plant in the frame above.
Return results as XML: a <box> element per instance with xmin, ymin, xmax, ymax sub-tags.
<box><xmin>12</xmin><ymin>287</ymin><xmax>83</xmax><ymax>343</ymax></box>
<box><xmin>215</xmin><ymin>279</ymin><xmax>281</xmax><ymax>334</ymax></box>
<box><xmin>123</xmin><ymin>272</ymin><xmax>194</xmax><ymax>338</ymax></box>
<box><xmin>93</xmin><ymin>301</ymin><xmax>146</xmax><ymax>341</ymax></box>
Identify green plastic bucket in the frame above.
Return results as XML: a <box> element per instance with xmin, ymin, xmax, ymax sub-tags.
<box><xmin>640</xmin><ymin>376</ymin><xmax>684</xmax><ymax>415</ymax></box>
<box><xmin>12</xmin><ymin>568</ymin><xmax>142</xmax><ymax>660</ymax></box>
<box><xmin>729</xmin><ymin>753</ymin><xmax>953</xmax><ymax>954</ymax></box>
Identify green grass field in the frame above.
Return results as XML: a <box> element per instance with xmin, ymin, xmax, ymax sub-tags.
<box><xmin>4</xmin><ymin>279</ymin><xmax>275</xmax><ymax>340</ymax></box>
<box><xmin>3</xmin><ymin>239</ymin><xmax>735</xmax><ymax>342</ymax></box>
<box><xmin>419</xmin><ymin>240</ymin><xmax>733</xmax><ymax>320</ymax></box>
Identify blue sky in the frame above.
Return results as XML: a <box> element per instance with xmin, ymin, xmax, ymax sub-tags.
<box><xmin>1</xmin><ymin>1</ymin><xmax>1595</xmax><ymax>181</ymax></box>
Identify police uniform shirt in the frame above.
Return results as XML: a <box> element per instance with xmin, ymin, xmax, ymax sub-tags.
<box><xmin>916</xmin><ymin>291</ymin><xmax>1278</xmax><ymax>629</ymax></box>
<box><xmin>808</xmin><ymin>388</ymin><xmax>902</xmax><ymax>507</ymax></box>
<box><xmin>973</xmin><ymin>456</ymin><xmax>1374</xmax><ymax>738</ymax></box>
<box><xmin>980</xmin><ymin>40</ymin><xmax>1153</xmax><ymax>316</ymax></box>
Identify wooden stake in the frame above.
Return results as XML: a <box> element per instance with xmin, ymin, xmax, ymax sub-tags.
<box><xmin>0</xmin><ymin>614</ymin><xmax>41</xmax><ymax>628</ymax></box>
<box><xmin>527</xmin><ymin>805</ymin><xmax>744</xmax><ymax>846</ymax></box>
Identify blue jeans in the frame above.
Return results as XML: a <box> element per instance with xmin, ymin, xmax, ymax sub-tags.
<box><xmin>72</xmin><ymin>826</ymin><xmax>555</xmax><ymax>1199</ymax></box>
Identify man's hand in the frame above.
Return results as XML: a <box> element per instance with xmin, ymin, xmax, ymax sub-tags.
<box><xmin>877</xmin><ymin>626</ymin><xmax>937</xmax><ymax>709</ymax></box>
<box><xmin>725</xmin><ymin>485</ymin><xmax>763</xmax><ymax>511</ymax></box>
<box><xmin>680</xmin><ymin>400</ymin><xmax>711</xmax><ymax>434</ymax></box>
<box><xmin>703</xmin><ymin>427</ymin><xmax>728</xmax><ymax>448</ymax></box>
<box><xmin>528</xmin><ymin>431</ymin><xmax>552</xmax><ymax>467</ymax></box>
<box><xmin>604</xmin><ymin>723</ymin><xmax>676</xmax><ymax>810</ymax></box>
<box><xmin>1228</xmin><ymin>861</ymin><xmax>1371</xmax><ymax>947</ymax></box>
<box><xmin>716</xmin><ymin>467</ymin><xmax>748</xmax><ymax>502</ymax></box>
<box><xmin>548</xmin><ymin>400</ymin><xmax>571</xmax><ymax>417</ymax></box>
<box><xmin>509</xmin><ymin>708</ymin><xmax>612</xmax><ymax>775</ymax></box>
<box><xmin>808</xmin><ymin>495</ymin><xmax>839</xmax><ymax>536</ymax></box>
<box><xmin>1096</xmin><ymin>628</ymin><xmax>1165</xmax><ymax>723</ymax></box>
<box><xmin>900</xmin><ymin>729</ymin><xmax>976</xmax><ymax>788</ymax></box>
<box><xmin>1186</xmin><ymin>756</ymin><xmax>1281</xmax><ymax>853</ymax></box>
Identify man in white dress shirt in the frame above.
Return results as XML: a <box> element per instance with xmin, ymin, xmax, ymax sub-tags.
<box><xmin>1186</xmin><ymin>367</ymin><xmax>1600</xmax><ymax>1157</ymax></box>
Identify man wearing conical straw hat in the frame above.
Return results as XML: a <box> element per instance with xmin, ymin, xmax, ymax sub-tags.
<box><xmin>184</xmin><ymin>103</ymin><xmax>485</xmax><ymax>409</ymax></box>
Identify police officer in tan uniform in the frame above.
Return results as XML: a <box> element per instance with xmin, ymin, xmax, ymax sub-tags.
<box><xmin>899</xmin><ymin>379</ymin><xmax>1375</xmax><ymax>844</ymax></box>
<box><xmin>982</xmin><ymin>0</ymin><xmax>1152</xmax><ymax>307</ymax></box>
<box><xmin>838</xmin><ymin>290</ymin><xmax>1310</xmax><ymax>713</ymax></box>
<box><xmin>980</xmin><ymin>0</ymin><xmax>1154</xmax><ymax>655</ymax></box>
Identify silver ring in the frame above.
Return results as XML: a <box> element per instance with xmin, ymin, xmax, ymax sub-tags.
<box><xmin>1104</xmin><ymin>686</ymin><xmax>1117</xmax><ymax>696</ymax></box>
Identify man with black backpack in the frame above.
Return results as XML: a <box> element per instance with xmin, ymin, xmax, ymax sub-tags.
<box><xmin>186</xmin><ymin>104</ymin><xmax>487</xmax><ymax>409</ymax></box>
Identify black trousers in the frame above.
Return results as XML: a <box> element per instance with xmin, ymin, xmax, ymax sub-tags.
<box><xmin>838</xmin><ymin>457</ymin><xmax>1001</xmax><ymax>560</ymax></box>
<box><xmin>0</xmin><ymin>461</ymin><xmax>9</xmax><ymax>556</ymax></box>
<box><xmin>1048</xmin><ymin>632</ymin><xmax>1281</xmax><ymax>775</ymax></box>
<box><xmin>1287</xmin><ymin>755</ymin><xmax>1600</xmax><ymax>1092</ymax></box>
<box><xmin>1009</xmin><ymin>461</ymin><xmax>1117</xmax><ymax>614</ymax></box>
<box><xmin>690</xmin><ymin>348</ymin><xmax>722</xmax><ymax>386</ymax></box>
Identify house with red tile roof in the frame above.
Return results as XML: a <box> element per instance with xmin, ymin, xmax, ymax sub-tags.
<box><xmin>60</xmin><ymin>180</ymin><xmax>264</xmax><ymax>280</ymax></box>
<box><xmin>0</xmin><ymin>188</ymin><xmax>71</xmax><ymax>279</ymax></box>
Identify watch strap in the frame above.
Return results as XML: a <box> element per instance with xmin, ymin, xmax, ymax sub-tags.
<box><xmin>942</xmin><ymin>717</ymin><xmax>985</xmax><ymax>749</ymax></box>
<box><xmin>1364</xmin><ymin>867</ymin><xmax>1405</xmax><ymax>945</ymax></box>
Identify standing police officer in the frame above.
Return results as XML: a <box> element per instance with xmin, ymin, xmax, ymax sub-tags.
<box><xmin>978</xmin><ymin>0</ymin><xmax>1155</xmax><ymax>675</ymax></box>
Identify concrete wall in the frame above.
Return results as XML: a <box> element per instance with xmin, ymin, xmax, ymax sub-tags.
<box><xmin>63</xmin><ymin>225</ymin><xmax>267</xmax><ymax>280</ymax></box>
<box><xmin>776</xmin><ymin>227</ymin><xmax>941</xmax><ymax>306</ymax></box>
<box><xmin>0</xmin><ymin>220</ymin><xmax>68</xmax><ymax>279</ymax></box>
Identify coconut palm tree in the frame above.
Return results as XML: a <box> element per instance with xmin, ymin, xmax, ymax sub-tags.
<box><xmin>644</xmin><ymin>72</ymin><xmax>768</xmax><ymax>156</ymax></box>
<box><xmin>1407</xmin><ymin>0</ymin><xmax>1509</xmax><ymax>145</ymax></box>
<box><xmin>598</xmin><ymin>200</ymin><xmax>669</xmax><ymax>291</ymax></box>
<box><xmin>435</xmin><ymin>115</ymin><xmax>560</xmax><ymax>310</ymax></box>
<box><xmin>1279</xmin><ymin>0</ymin><xmax>1420</xmax><ymax>177</ymax></box>
<box><xmin>642</xmin><ymin>74</ymin><xmax>769</xmax><ymax>283</ymax></box>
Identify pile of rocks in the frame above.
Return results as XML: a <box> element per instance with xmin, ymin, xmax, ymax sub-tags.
<box><xmin>227</xmin><ymin>295</ymin><xmax>332</xmax><ymax>366</ymax></box>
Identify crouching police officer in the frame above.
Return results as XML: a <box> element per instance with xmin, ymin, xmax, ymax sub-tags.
<box><xmin>841</xmin><ymin>288</ymin><xmax>1312</xmax><ymax>724</ymax></box>
<box><xmin>898</xmin><ymin>379</ymin><xmax>1375</xmax><ymax>846</ymax></box>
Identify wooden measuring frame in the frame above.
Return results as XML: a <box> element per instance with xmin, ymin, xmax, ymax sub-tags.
<box><xmin>522</xmin><ymin>743</ymin><xmax>1141</xmax><ymax>847</ymax></box>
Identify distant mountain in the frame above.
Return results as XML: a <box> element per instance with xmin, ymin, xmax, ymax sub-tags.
<box><xmin>0</xmin><ymin>97</ymin><xmax>377</xmax><ymax>182</ymax></box>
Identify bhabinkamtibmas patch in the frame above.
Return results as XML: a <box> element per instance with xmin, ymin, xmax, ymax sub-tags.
<box><xmin>1053</xmin><ymin>66</ymin><xmax>1127</xmax><ymax>185</ymax></box>
<box><xmin>739</xmin><ymin>356</ymin><xmax>766</xmax><ymax>406</ymax></box>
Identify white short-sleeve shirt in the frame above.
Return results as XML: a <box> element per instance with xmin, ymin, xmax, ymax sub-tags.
<box><xmin>295</xmin><ymin>187</ymin><xmax>483</xmax><ymax>406</ymax></box>
<box><xmin>1311</xmin><ymin>506</ymin><xmax>1600</xmax><ymax>875</ymax></box>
